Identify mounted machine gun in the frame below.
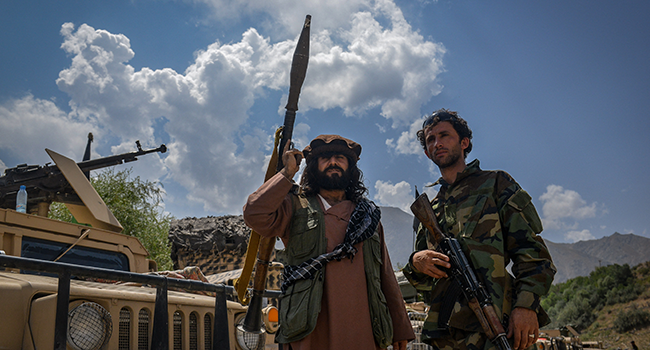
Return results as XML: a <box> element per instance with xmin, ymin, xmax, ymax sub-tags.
<box><xmin>0</xmin><ymin>135</ymin><xmax>166</xmax><ymax>216</ymax></box>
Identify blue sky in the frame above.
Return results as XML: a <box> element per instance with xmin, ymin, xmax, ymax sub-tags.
<box><xmin>1</xmin><ymin>0</ymin><xmax>649</xmax><ymax>244</ymax></box>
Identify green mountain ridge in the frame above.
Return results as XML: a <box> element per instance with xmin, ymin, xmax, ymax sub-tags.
<box><xmin>541</xmin><ymin>261</ymin><xmax>650</xmax><ymax>350</ymax></box>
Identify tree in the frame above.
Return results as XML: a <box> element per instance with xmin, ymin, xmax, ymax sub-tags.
<box><xmin>541</xmin><ymin>263</ymin><xmax>645</xmax><ymax>331</ymax></box>
<box><xmin>49</xmin><ymin>167</ymin><xmax>174</xmax><ymax>270</ymax></box>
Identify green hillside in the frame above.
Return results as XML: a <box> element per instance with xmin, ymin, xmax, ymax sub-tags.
<box><xmin>541</xmin><ymin>261</ymin><xmax>650</xmax><ymax>349</ymax></box>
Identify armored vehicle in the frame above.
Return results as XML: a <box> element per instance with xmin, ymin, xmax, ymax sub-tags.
<box><xmin>0</xmin><ymin>140</ymin><xmax>276</xmax><ymax>350</ymax></box>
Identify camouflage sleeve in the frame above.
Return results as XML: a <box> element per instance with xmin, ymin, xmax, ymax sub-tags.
<box><xmin>402</xmin><ymin>224</ymin><xmax>436</xmax><ymax>292</ymax></box>
<box><xmin>497</xmin><ymin>173</ymin><xmax>556</xmax><ymax>310</ymax></box>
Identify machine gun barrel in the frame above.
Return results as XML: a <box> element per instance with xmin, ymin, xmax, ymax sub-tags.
<box><xmin>75</xmin><ymin>142</ymin><xmax>167</xmax><ymax>172</ymax></box>
<box><xmin>0</xmin><ymin>141</ymin><xmax>166</xmax><ymax>211</ymax></box>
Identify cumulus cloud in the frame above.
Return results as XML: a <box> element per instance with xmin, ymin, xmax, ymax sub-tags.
<box><xmin>198</xmin><ymin>0</ymin><xmax>446</xmax><ymax>127</ymax></box>
<box><xmin>0</xmin><ymin>94</ymin><xmax>96</xmax><ymax>162</ymax></box>
<box><xmin>300</xmin><ymin>4</ymin><xmax>445</xmax><ymax>127</ymax></box>
<box><xmin>193</xmin><ymin>0</ymin><xmax>376</xmax><ymax>36</ymax></box>
<box><xmin>0</xmin><ymin>0</ymin><xmax>445</xmax><ymax>215</ymax></box>
<box><xmin>373</xmin><ymin>179</ymin><xmax>438</xmax><ymax>213</ymax></box>
<box><xmin>564</xmin><ymin>229</ymin><xmax>595</xmax><ymax>243</ymax></box>
<box><xmin>386</xmin><ymin>115</ymin><xmax>427</xmax><ymax>155</ymax></box>
<box><xmin>53</xmin><ymin>23</ymin><xmax>280</xmax><ymax>213</ymax></box>
<box><xmin>374</xmin><ymin>180</ymin><xmax>413</xmax><ymax>213</ymax></box>
<box><xmin>539</xmin><ymin>184</ymin><xmax>598</xmax><ymax>232</ymax></box>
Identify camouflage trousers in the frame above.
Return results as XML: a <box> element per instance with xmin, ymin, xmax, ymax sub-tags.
<box><xmin>426</xmin><ymin>329</ymin><xmax>488</xmax><ymax>350</ymax></box>
<box><xmin>427</xmin><ymin>329</ymin><xmax>533</xmax><ymax>350</ymax></box>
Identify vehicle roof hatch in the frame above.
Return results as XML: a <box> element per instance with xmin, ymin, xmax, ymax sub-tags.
<box><xmin>46</xmin><ymin>149</ymin><xmax>123</xmax><ymax>233</ymax></box>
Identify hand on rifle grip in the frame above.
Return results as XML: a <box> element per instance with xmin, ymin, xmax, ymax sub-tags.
<box><xmin>411</xmin><ymin>249</ymin><xmax>450</xmax><ymax>279</ymax></box>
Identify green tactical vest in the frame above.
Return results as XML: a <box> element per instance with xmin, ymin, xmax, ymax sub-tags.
<box><xmin>276</xmin><ymin>194</ymin><xmax>394</xmax><ymax>347</ymax></box>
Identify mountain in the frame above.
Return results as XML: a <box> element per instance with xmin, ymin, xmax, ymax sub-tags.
<box><xmin>544</xmin><ymin>232</ymin><xmax>650</xmax><ymax>283</ymax></box>
<box><xmin>378</xmin><ymin>207</ymin><xmax>650</xmax><ymax>284</ymax></box>
<box><xmin>380</xmin><ymin>206</ymin><xmax>417</xmax><ymax>268</ymax></box>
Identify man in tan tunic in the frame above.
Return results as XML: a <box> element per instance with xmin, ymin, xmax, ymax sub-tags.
<box><xmin>243</xmin><ymin>134</ymin><xmax>414</xmax><ymax>350</ymax></box>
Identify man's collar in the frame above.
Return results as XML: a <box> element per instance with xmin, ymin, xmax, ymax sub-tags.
<box><xmin>317</xmin><ymin>193</ymin><xmax>332</xmax><ymax>210</ymax></box>
<box><xmin>432</xmin><ymin>159</ymin><xmax>481</xmax><ymax>187</ymax></box>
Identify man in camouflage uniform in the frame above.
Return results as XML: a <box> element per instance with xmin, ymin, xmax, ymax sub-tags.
<box><xmin>402</xmin><ymin>109</ymin><xmax>556</xmax><ymax>350</ymax></box>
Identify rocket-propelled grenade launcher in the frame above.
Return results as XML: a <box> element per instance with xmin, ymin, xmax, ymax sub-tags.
<box><xmin>276</xmin><ymin>14</ymin><xmax>311</xmax><ymax>172</ymax></box>
<box><xmin>239</xmin><ymin>14</ymin><xmax>311</xmax><ymax>335</ymax></box>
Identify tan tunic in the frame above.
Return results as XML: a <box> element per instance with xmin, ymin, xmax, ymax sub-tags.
<box><xmin>243</xmin><ymin>173</ymin><xmax>415</xmax><ymax>350</ymax></box>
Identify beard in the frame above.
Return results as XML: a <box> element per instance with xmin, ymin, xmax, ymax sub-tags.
<box><xmin>315</xmin><ymin>166</ymin><xmax>350</xmax><ymax>190</ymax></box>
<box><xmin>432</xmin><ymin>145</ymin><xmax>463</xmax><ymax>169</ymax></box>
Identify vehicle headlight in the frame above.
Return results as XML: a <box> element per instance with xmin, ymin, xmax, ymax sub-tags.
<box><xmin>67</xmin><ymin>301</ymin><xmax>112</xmax><ymax>350</ymax></box>
<box><xmin>235</xmin><ymin>314</ymin><xmax>266</xmax><ymax>350</ymax></box>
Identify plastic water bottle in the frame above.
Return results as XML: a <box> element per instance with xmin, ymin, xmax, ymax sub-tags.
<box><xmin>16</xmin><ymin>185</ymin><xmax>27</xmax><ymax>213</ymax></box>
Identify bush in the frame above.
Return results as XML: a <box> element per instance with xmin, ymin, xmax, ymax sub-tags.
<box><xmin>613</xmin><ymin>308</ymin><xmax>650</xmax><ymax>333</ymax></box>
<box><xmin>49</xmin><ymin>168</ymin><xmax>173</xmax><ymax>270</ymax></box>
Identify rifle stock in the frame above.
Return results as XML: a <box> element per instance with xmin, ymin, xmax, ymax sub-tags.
<box><xmin>410</xmin><ymin>193</ymin><xmax>446</xmax><ymax>243</ymax></box>
<box><xmin>410</xmin><ymin>193</ymin><xmax>512</xmax><ymax>350</ymax></box>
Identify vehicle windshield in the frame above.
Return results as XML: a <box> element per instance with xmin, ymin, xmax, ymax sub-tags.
<box><xmin>21</xmin><ymin>237</ymin><xmax>130</xmax><ymax>271</ymax></box>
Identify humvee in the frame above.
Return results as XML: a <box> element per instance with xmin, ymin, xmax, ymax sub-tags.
<box><xmin>0</xmin><ymin>140</ymin><xmax>277</xmax><ymax>350</ymax></box>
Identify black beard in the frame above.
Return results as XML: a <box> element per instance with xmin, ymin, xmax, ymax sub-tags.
<box><xmin>315</xmin><ymin>166</ymin><xmax>350</xmax><ymax>190</ymax></box>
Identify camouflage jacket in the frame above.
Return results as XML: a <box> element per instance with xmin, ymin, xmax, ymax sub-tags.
<box><xmin>403</xmin><ymin>160</ymin><xmax>556</xmax><ymax>340</ymax></box>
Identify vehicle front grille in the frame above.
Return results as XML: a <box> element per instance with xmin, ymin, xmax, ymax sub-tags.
<box><xmin>138</xmin><ymin>309</ymin><xmax>150</xmax><ymax>350</ymax></box>
<box><xmin>117</xmin><ymin>307</ymin><xmax>214</xmax><ymax>350</ymax></box>
<box><xmin>119</xmin><ymin>308</ymin><xmax>130</xmax><ymax>349</ymax></box>
<box><xmin>173</xmin><ymin>311</ymin><xmax>183</xmax><ymax>350</ymax></box>
<box><xmin>204</xmin><ymin>314</ymin><xmax>213</xmax><ymax>349</ymax></box>
<box><xmin>190</xmin><ymin>312</ymin><xmax>198</xmax><ymax>350</ymax></box>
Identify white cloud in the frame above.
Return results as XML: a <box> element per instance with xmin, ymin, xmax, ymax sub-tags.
<box><xmin>374</xmin><ymin>180</ymin><xmax>413</xmax><ymax>213</ymax></box>
<box><xmin>0</xmin><ymin>94</ymin><xmax>96</xmax><ymax>162</ymax></box>
<box><xmin>539</xmin><ymin>184</ymin><xmax>598</xmax><ymax>231</ymax></box>
<box><xmin>565</xmin><ymin>229</ymin><xmax>595</xmax><ymax>243</ymax></box>
<box><xmin>373</xmin><ymin>179</ymin><xmax>438</xmax><ymax>214</ymax></box>
<box><xmin>192</xmin><ymin>0</ymin><xmax>372</xmax><ymax>36</ymax></box>
<box><xmin>300</xmin><ymin>4</ymin><xmax>445</xmax><ymax>127</ymax></box>
<box><xmin>386</xmin><ymin>115</ymin><xmax>427</xmax><ymax>155</ymax></box>
<box><xmin>195</xmin><ymin>0</ymin><xmax>446</xmax><ymax>127</ymax></box>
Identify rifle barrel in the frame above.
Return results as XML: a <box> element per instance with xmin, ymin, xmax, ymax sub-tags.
<box><xmin>76</xmin><ymin>144</ymin><xmax>167</xmax><ymax>172</ymax></box>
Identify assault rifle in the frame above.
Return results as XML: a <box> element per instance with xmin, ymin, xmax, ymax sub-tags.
<box><xmin>410</xmin><ymin>192</ymin><xmax>513</xmax><ymax>350</ymax></box>
<box><xmin>0</xmin><ymin>140</ymin><xmax>166</xmax><ymax>213</ymax></box>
